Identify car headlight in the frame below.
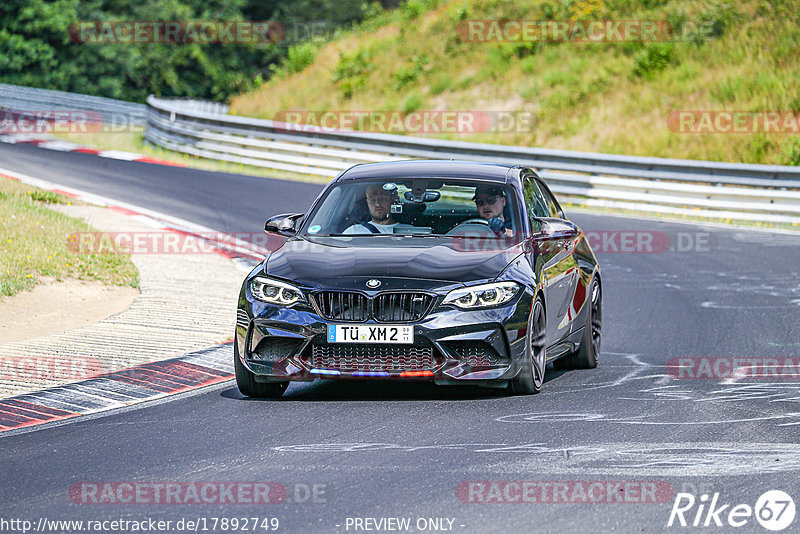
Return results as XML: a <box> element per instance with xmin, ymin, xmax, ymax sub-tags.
<box><xmin>442</xmin><ymin>282</ymin><xmax>521</xmax><ymax>309</ymax></box>
<box><xmin>250</xmin><ymin>277</ymin><xmax>305</xmax><ymax>306</ymax></box>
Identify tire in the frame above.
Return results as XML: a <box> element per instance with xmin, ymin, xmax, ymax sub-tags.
<box><xmin>234</xmin><ymin>343</ymin><xmax>289</xmax><ymax>398</ymax></box>
<box><xmin>554</xmin><ymin>277</ymin><xmax>601</xmax><ymax>370</ymax></box>
<box><xmin>508</xmin><ymin>297</ymin><xmax>546</xmax><ymax>395</ymax></box>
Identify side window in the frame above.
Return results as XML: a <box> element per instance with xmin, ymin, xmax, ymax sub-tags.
<box><xmin>523</xmin><ymin>177</ymin><xmax>549</xmax><ymax>220</ymax></box>
<box><xmin>537</xmin><ymin>179</ymin><xmax>564</xmax><ymax>219</ymax></box>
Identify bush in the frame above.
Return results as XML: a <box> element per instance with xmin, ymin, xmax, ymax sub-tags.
<box><xmin>447</xmin><ymin>3</ymin><xmax>471</xmax><ymax>23</ymax></box>
<box><xmin>681</xmin><ymin>1</ymin><xmax>739</xmax><ymax>44</ymax></box>
<box><xmin>393</xmin><ymin>54</ymin><xmax>430</xmax><ymax>90</ymax></box>
<box><xmin>747</xmin><ymin>135</ymin><xmax>775</xmax><ymax>163</ymax></box>
<box><xmin>282</xmin><ymin>43</ymin><xmax>317</xmax><ymax>75</ymax></box>
<box><xmin>402</xmin><ymin>92</ymin><xmax>424</xmax><ymax>113</ymax></box>
<box><xmin>665</xmin><ymin>7</ymin><xmax>687</xmax><ymax>38</ymax></box>
<box><xmin>633</xmin><ymin>43</ymin><xmax>676</xmax><ymax>79</ymax></box>
<box><xmin>332</xmin><ymin>49</ymin><xmax>375</xmax><ymax>98</ymax></box>
<box><xmin>430</xmin><ymin>74</ymin><xmax>451</xmax><ymax>95</ymax></box>
<box><xmin>27</xmin><ymin>191</ymin><xmax>66</xmax><ymax>204</ymax></box>
<box><xmin>362</xmin><ymin>1</ymin><xmax>384</xmax><ymax>20</ymax></box>
<box><xmin>788</xmin><ymin>141</ymin><xmax>800</xmax><ymax>166</ymax></box>
<box><xmin>402</xmin><ymin>0</ymin><xmax>438</xmax><ymax>20</ymax></box>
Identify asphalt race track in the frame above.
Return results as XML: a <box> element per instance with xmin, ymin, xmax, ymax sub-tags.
<box><xmin>2</xmin><ymin>142</ymin><xmax>800</xmax><ymax>533</ymax></box>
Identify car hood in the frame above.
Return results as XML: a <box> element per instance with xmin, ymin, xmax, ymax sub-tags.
<box><xmin>265</xmin><ymin>236</ymin><xmax>523</xmax><ymax>287</ymax></box>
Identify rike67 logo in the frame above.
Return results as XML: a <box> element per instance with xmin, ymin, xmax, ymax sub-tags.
<box><xmin>667</xmin><ymin>490</ymin><xmax>795</xmax><ymax>531</ymax></box>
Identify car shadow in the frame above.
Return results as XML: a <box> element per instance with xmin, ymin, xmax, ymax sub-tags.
<box><xmin>221</xmin><ymin>364</ymin><xmax>566</xmax><ymax>402</ymax></box>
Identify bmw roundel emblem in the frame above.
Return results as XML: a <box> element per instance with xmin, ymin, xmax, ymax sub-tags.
<box><xmin>366</xmin><ymin>279</ymin><xmax>381</xmax><ymax>288</ymax></box>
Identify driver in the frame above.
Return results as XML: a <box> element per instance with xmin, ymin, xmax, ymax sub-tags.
<box><xmin>344</xmin><ymin>184</ymin><xmax>413</xmax><ymax>234</ymax></box>
<box><xmin>473</xmin><ymin>185</ymin><xmax>513</xmax><ymax>237</ymax></box>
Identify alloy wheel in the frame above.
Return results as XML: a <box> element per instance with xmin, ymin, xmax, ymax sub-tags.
<box><xmin>530</xmin><ymin>299</ymin><xmax>547</xmax><ymax>388</ymax></box>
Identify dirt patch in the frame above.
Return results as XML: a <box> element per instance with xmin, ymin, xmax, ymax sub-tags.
<box><xmin>0</xmin><ymin>279</ymin><xmax>138</xmax><ymax>343</ymax></box>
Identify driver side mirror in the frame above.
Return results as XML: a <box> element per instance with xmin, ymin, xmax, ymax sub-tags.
<box><xmin>265</xmin><ymin>213</ymin><xmax>304</xmax><ymax>237</ymax></box>
<box><xmin>531</xmin><ymin>218</ymin><xmax>580</xmax><ymax>240</ymax></box>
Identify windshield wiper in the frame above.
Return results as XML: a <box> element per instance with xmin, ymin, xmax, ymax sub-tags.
<box><xmin>309</xmin><ymin>233</ymin><xmax>396</xmax><ymax>237</ymax></box>
<box><xmin>402</xmin><ymin>234</ymin><xmax>445</xmax><ymax>238</ymax></box>
<box><xmin>307</xmin><ymin>233</ymin><xmax>446</xmax><ymax>238</ymax></box>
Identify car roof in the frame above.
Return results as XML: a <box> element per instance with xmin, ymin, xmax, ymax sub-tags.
<box><xmin>336</xmin><ymin>160</ymin><xmax>522</xmax><ymax>184</ymax></box>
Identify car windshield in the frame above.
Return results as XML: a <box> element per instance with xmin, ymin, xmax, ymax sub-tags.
<box><xmin>300</xmin><ymin>178</ymin><xmax>520</xmax><ymax>239</ymax></box>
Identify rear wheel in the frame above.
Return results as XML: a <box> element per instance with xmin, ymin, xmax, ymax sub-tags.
<box><xmin>554</xmin><ymin>278</ymin><xmax>601</xmax><ymax>370</ymax></box>
<box><xmin>508</xmin><ymin>297</ymin><xmax>546</xmax><ymax>395</ymax></box>
<box><xmin>234</xmin><ymin>343</ymin><xmax>289</xmax><ymax>398</ymax></box>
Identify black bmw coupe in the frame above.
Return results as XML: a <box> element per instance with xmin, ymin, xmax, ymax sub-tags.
<box><xmin>235</xmin><ymin>160</ymin><xmax>601</xmax><ymax>397</ymax></box>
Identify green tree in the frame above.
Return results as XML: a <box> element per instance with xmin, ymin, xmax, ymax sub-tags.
<box><xmin>0</xmin><ymin>0</ymin><xmax>392</xmax><ymax>102</ymax></box>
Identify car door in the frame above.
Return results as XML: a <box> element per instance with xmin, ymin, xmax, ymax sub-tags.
<box><xmin>536</xmin><ymin>178</ymin><xmax>584</xmax><ymax>336</ymax></box>
<box><xmin>522</xmin><ymin>173</ymin><xmax>575</xmax><ymax>345</ymax></box>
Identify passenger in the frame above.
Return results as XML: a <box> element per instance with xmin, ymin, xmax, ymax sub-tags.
<box><xmin>473</xmin><ymin>185</ymin><xmax>513</xmax><ymax>237</ymax></box>
<box><xmin>344</xmin><ymin>184</ymin><xmax>414</xmax><ymax>234</ymax></box>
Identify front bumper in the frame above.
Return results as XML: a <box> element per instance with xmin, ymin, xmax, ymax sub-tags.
<box><xmin>235</xmin><ymin>290</ymin><xmax>532</xmax><ymax>387</ymax></box>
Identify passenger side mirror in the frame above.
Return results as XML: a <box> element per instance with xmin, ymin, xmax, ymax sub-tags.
<box><xmin>265</xmin><ymin>213</ymin><xmax>304</xmax><ymax>237</ymax></box>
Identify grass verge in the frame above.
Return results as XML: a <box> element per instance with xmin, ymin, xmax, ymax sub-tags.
<box><xmin>0</xmin><ymin>177</ymin><xmax>139</xmax><ymax>297</ymax></box>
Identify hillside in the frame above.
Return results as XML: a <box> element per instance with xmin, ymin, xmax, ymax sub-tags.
<box><xmin>230</xmin><ymin>0</ymin><xmax>800</xmax><ymax>165</ymax></box>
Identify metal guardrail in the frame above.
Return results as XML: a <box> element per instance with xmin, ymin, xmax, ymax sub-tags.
<box><xmin>146</xmin><ymin>96</ymin><xmax>800</xmax><ymax>224</ymax></box>
<box><xmin>158</xmin><ymin>99</ymin><xmax>229</xmax><ymax>115</ymax></box>
<box><xmin>0</xmin><ymin>84</ymin><xmax>147</xmax><ymax>126</ymax></box>
<box><xmin>1</xmin><ymin>83</ymin><xmax>797</xmax><ymax>224</ymax></box>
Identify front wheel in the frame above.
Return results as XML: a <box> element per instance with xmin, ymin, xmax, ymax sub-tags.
<box><xmin>234</xmin><ymin>343</ymin><xmax>289</xmax><ymax>398</ymax></box>
<box><xmin>508</xmin><ymin>297</ymin><xmax>546</xmax><ymax>395</ymax></box>
<box><xmin>554</xmin><ymin>277</ymin><xmax>601</xmax><ymax>370</ymax></box>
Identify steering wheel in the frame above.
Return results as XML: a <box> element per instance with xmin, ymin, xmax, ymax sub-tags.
<box><xmin>459</xmin><ymin>218</ymin><xmax>490</xmax><ymax>226</ymax></box>
<box><xmin>447</xmin><ymin>218</ymin><xmax>494</xmax><ymax>236</ymax></box>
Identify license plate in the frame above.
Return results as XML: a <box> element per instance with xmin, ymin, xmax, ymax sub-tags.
<box><xmin>327</xmin><ymin>324</ymin><xmax>414</xmax><ymax>344</ymax></box>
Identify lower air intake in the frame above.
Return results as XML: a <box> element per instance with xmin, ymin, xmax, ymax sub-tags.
<box><xmin>252</xmin><ymin>337</ymin><xmax>304</xmax><ymax>362</ymax></box>
<box><xmin>442</xmin><ymin>340</ymin><xmax>503</xmax><ymax>366</ymax></box>
<box><xmin>311</xmin><ymin>344</ymin><xmax>433</xmax><ymax>373</ymax></box>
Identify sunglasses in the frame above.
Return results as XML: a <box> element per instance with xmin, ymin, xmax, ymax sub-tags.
<box><xmin>475</xmin><ymin>196</ymin><xmax>500</xmax><ymax>207</ymax></box>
